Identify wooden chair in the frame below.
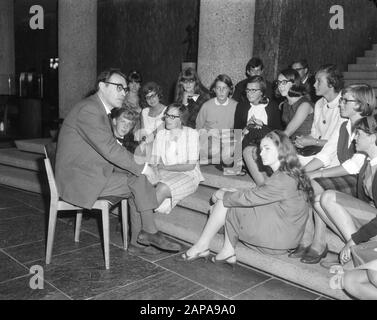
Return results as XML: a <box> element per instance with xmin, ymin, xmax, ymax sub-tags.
<box><xmin>44</xmin><ymin>148</ymin><xmax>128</xmax><ymax>269</ymax></box>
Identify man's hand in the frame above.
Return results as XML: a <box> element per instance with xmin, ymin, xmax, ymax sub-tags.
<box><xmin>340</xmin><ymin>239</ymin><xmax>355</xmax><ymax>265</ymax></box>
<box><xmin>295</xmin><ymin>135</ymin><xmax>316</xmax><ymax>148</ymax></box>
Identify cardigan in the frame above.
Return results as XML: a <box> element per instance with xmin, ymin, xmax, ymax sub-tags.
<box><xmin>234</xmin><ymin>98</ymin><xmax>282</xmax><ymax>130</ymax></box>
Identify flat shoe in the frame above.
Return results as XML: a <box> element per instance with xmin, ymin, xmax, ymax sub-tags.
<box><xmin>137</xmin><ymin>231</ymin><xmax>182</xmax><ymax>253</ymax></box>
<box><xmin>288</xmin><ymin>245</ymin><xmax>309</xmax><ymax>259</ymax></box>
<box><xmin>300</xmin><ymin>245</ymin><xmax>328</xmax><ymax>264</ymax></box>
<box><xmin>180</xmin><ymin>249</ymin><xmax>210</xmax><ymax>262</ymax></box>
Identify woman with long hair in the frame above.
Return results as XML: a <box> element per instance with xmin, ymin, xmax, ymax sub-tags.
<box><xmin>182</xmin><ymin>130</ymin><xmax>313</xmax><ymax>265</ymax></box>
<box><xmin>174</xmin><ymin>67</ymin><xmax>210</xmax><ymax>128</ymax></box>
<box><xmin>124</xmin><ymin>70</ymin><xmax>143</xmax><ymax>114</ymax></box>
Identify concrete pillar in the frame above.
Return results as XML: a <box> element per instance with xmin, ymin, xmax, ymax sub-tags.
<box><xmin>197</xmin><ymin>0</ymin><xmax>256</xmax><ymax>88</ymax></box>
<box><xmin>0</xmin><ymin>0</ymin><xmax>15</xmax><ymax>94</ymax></box>
<box><xmin>58</xmin><ymin>0</ymin><xmax>97</xmax><ymax>118</ymax></box>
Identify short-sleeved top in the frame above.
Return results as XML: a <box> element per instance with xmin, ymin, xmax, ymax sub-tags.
<box><xmin>141</xmin><ymin>106</ymin><xmax>166</xmax><ymax>136</ymax></box>
<box><xmin>150</xmin><ymin>126</ymin><xmax>204</xmax><ymax>181</ymax></box>
<box><xmin>281</xmin><ymin>96</ymin><xmax>314</xmax><ymax>139</ymax></box>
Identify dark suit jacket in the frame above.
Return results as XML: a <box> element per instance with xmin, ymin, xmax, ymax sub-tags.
<box><xmin>55</xmin><ymin>93</ymin><xmax>144</xmax><ymax>209</ymax></box>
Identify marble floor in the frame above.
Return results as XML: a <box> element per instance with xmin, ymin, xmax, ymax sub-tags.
<box><xmin>0</xmin><ymin>185</ymin><xmax>331</xmax><ymax>300</ymax></box>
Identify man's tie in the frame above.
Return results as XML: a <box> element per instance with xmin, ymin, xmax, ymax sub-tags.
<box><xmin>363</xmin><ymin>159</ymin><xmax>373</xmax><ymax>196</ymax></box>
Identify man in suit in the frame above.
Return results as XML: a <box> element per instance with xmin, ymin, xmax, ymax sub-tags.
<box><xmin>291</xmin><ymin>59</ymin><xmax>320</xmax><ymax>103</ymax></box>
<box><xmin>55</xmin><ymin>68</ymin><xmax>181</xmax><ymax>253</ymax></box>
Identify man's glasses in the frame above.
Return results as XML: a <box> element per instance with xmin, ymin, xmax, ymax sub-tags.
<box><xmin>339</xmin><ymin>97</ymin><xmax>358</xmax><ymax>104</ymax></box>
<box><xmin>277</xmin><ymin>80</ymin><xmax>293</xmax><ymax>86</ymax></box>
<box><xmin>103</xmin><ymin>81</ymin><xmax>128</xmax><ymax>93</ymax></box>
<box><xmin>245</xmin><ymin>88</ymin><xmax>261</xmax><ymax>94</ymax></box>
<box><xmin>163</xmin><ymin>113</ymin><xmax>180</xmax><ymax>120</ymax></box>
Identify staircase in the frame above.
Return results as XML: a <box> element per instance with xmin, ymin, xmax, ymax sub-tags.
<box><xmin>0</xmin><ymin>139</ymin><xmax>350</xmax><ymax>300</ymax></box>
<box><xmin>344</xmin><ymin>43</ymin><xmax>377</xmax><ymax>96</ymax></box>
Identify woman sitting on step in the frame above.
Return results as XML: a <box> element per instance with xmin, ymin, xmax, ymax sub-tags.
<box><xmin>181</xmin><ymin>130</ymin><xmax>313</xmax><ymax>265</ymax></box>
<box><xmin>144</xmin><ymin>103</ymin><xmax>204</xmax><ymax>214</ymax></box>
<box><xmin>314</xmin><ymin>115</ymin><xmax>377</xmax><ymax>299</ymax></box>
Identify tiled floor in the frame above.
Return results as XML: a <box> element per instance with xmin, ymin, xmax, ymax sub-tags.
<box><xmin>0</xmin><ymin>185</ymin><xmax>330</xmax><ymax>300</ymax></box>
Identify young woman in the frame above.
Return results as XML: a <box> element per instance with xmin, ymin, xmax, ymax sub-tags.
<box><xmin>136</xmin><ymin>82</ymin><xmax>167</xmax><ymax>144</ymax></box>
<box><xmin>196</xmin><ymin>74</ymin><xmax>238</xmax><ymax>165</ymax></box>
<box><xmin>290</xmin><ymin>84</ymin><xmax>376</xmax><ymax>264</ymax></box>
<box><xmin>278</xmin><ymin>68</ymin><xmax>314</xmax><ymax>140</ymax></box>
<box><xmin>234</xmin><ymin>75</ymin><xmax>282</xmax><ymax>185</ymax></box>
<box><xmin>317</xmin><ymin>115</ymin><xmax>377</xmax><ymax>299</ymax></box>
<box><xmin>124</xmin><ymin>70</ymin><xmax>142</xmax><ymax>114</ymax></box>
<box><xmin>174</xmin><ymin>67</ymin><xmax>210</xmax><ymax>129</ymax></box>
<box><xmin>182</xmin><ymin>130</ymin><xmax>313</xmax><ymax>264</ymax></box>
<box><xmin>146</xmin><ymin>103</ymin><xmax>204</xmax><ymax>214</ymax></box>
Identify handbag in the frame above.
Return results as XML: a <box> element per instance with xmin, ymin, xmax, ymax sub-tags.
<box><xmin>296</xmin><ymin>145</ymin><xmax>323</xmax><ymax>157</ymax></box>
<box><xmin>351</xmin><ymin>240</ymin><xmax>377</xmax><ymax>267</ymax></box>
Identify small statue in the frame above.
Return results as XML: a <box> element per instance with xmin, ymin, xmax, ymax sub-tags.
<box><xmin>182</xmin><ymin>20</ymin><xmax>198</xmax><ymax>62</ymax></box>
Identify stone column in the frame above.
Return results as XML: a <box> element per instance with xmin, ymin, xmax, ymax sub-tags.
<box><xmin>0</xmin><ymin>0</ymin><xmax>15</xmax><ymax>94</ymax></box>
<box><xmin>58</xmin><ymin>0</ymin><xmax>97</xmax><ymax>118</ymax></box>
<box><xmin>197</xmin><ymin>0</ymin><xmax>256</xmax><ymax>88</ymax></box>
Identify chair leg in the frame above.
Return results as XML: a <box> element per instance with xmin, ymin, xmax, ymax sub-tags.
<box><xmin>46</xmin><ymin>203</ymin><xmax>58</xmax><ymax>265</ymax></box>
<box><xmin>121</xmin><ymin>200</ymin><xmax>128</xmax><ymax>250</ymax></box>
<box><xmin>74</xmin><ymin>210</ymin><xmax>83</xmax><ymax>242</ymax></box>
<box><xmin>101</xmin><ymin>202</ymin><xmax>110</xmax><ymax>270</ymax></box>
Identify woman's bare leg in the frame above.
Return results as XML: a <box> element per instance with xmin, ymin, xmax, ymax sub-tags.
<box><xmin>343</xmin><ymin>269</ymin><xmax>377</xmax><ymax>299</ymax></box>
<box><xmin>155</xmin><ymin>182</ymin><xmax>171</xmax><ymax>205</ymax></box>
<box><xmin>186</xmin><ymin>199</ymin><xmax>228</xmax><ymax>256</ymax></box>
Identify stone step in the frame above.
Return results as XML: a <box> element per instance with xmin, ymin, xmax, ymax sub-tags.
<box><xmin>365</xmin><ymin>50</ymin><xmax>377</xmax><ymax>57</ymax></box>
<box><xmin>14</xmin><ymin>138</ymin><xmax>53</xmax><ymax>154</ymax></box>
<box><xmin>0</xmin><ymin>164</ymin><xmax>48</xmax><ymax>194</ymax></box>
<box><xmin>343</xmin><ymin>79</ymin><xmax>377</xmax><ymax>86</ymax></box>
<box><xmin>200</xmin><ymin>165</ymin><xmax>254</xmax><ymax>189</ymax></box>
<box><xmin>155</xmin><ymin>206</ymin><xmax>350</xmax><ymax>300</ymax></box>
<box><xmin>373</xmin><ymin>44</ymin><xmax>377</xmax><ymax>51</ymax></box>
<box><xmin>348</xmin><ymin>64</ymin><xmax>377</xmax><ymax>72</ymax></box>
<box><xmin>343</xmin><ymin>71</ymin><xmax>377</xmax><ymax>80</ymax></box>
<box><xmin>0</xmin><ymin>148</ymin><xmax>44</xmax><ymax>171</ymax></box>
<box><xmin>356</xmin><ymin>57</ymin><xmax>377</xmax><ymax>64</ymax></box>
<box><xmin>179</xmin><ymin>184</ymin><xmax>214</xmax><ymax>214</ymax></box>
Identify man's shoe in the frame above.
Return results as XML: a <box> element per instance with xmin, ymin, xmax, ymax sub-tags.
<box><xmin>128</xmin><ymin>243</ymin><xmax>161</xmax><ymax>255</ymax></box>
<box><xmin>137</xmin><ymin>231</ymin><xmax>182</xmax><ymax>253</ymax></box>
<box><xmin>300</xmin><ymin>245</ymin><xmax>328</xmax><ymax>264</ymax></box>
<box><xmin>288</xmin><ymin>245</ymin><xmax>309</xmax><ymax>258</ymax></box>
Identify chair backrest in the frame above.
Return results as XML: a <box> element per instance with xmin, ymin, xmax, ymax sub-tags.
<box><xmin>43</xmin><ymin>146</ymin><xmax>59</xmax><ymax>201</ymax></box>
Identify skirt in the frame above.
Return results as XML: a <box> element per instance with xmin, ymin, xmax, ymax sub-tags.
<box><xmin>156</xmin><ymin>170</ymin><xmax>200</xmax><ymax>214</ymax></box>
<box><xmin>314</xmin><ymin>174</ymin><xmax>358</xmax><ymax>197</ymax></box>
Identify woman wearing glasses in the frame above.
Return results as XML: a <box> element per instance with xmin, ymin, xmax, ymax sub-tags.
<box><xmin>137</xmin><ymin>82</ymin><xmax>167</xmax><ymax>145</ymax></box>
<box><xmin>290</xmin><ymin>84</ymin><xmax>376</xmax><ymax>264</ymax></box>
<box><xmin>234</xmin><ymin>75</ymin><xmax>283</xmax><ymax>185</ymax></box>
<box><xmin>278</xmin><ymin>68</ymin><xmax>314</xmax><ymax>141</ymax></box>
<box><xmin>145</xmin><ymin>103</ymin><xmax>204</xmax><ymax>214</ymax></box>
<box><xmin>174</xmin><ymin>68</ymin><xmax>210</xmax><ymax>129</ymax></box>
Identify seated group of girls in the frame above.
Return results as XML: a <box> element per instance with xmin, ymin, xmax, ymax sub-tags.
<box><xmin>113</xmin><ymin>64</ymin><xmax>377</xmax><ymax>299</ymax></box>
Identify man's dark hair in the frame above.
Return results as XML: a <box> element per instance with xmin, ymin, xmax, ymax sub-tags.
<box><xmin>84</xmin><ymin>68</ymin><xmax>127</xmax><ymax>98</ymax></box>
<box><xmin>246</xmin><ymin>57</ymin><xmax>264</xmax><ymax>73</ymax></box>
<box><xmin>291</xmin><ymin>59</ymin><xmax>309</xmax><ymax>69</ymax></box>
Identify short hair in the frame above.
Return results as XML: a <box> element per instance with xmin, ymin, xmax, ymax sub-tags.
<box><xmin>110</xmin><ymin>106</ymin><xmax>138</xmax><ymax>122</ymax></box>
<box><xmin>355</xmin><ymin>114</ymin><xmax>377</xmax><ymax>137</ymax></box>
<box><xmin>246</xmin><ymin>57</ymin><xmax>264</xmax><ymax>73</ymax></box>
<box><xmin>141</xmin><ymin>81</ymin><xmax>163</xmax><ymax>99</ymax></box>
<box><xmin>165</xmin><ymin>102</ymin><xmax>189</xmax><ymax>126</ymax></box>
<box><xmin>246</xmin><ymin>75</ymin><xmax>268</xmax><ymax>104</ymax></box>
<box><xmin>315</xmin><ymin>64</ymin><xmax>344</xmax><ymax>92</ymax></box>
<box><xmin>291</xmin><ymin>59</ymin><xmax>309</xmax><ymax>69</ymax></box>
<box><xmin>95</xmin><ymin>68</ymin><xmax>127</xmax><ymax>92</ymax></box>
<box><xmin>278</xmin><ymin>68</ymin><xmax>307</xmax><ymax>98</ymax></box>
<box><xmin>210</xmin><ymin>74</ymin><xmax>234</xmax><ymax>96</ymax></box>
<box><xmin>126</xmin><ymin>70</ymin><xmax>142</xmax><ymax>84</ymax></box>
<box><xmin>341</xmin><ymin>84</ymin><xmax>376</xmax><ymax>117</ymax></box>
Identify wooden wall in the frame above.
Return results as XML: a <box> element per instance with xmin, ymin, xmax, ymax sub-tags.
<box><xmin>254</xmin><ymin>0</ymin><xmax>377</xmax><ymax>81</ymax></box>
<box><xmin>97</xmin><ymin>0</ymin><xmax>200</xmax><ymax>103</ymax></box>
